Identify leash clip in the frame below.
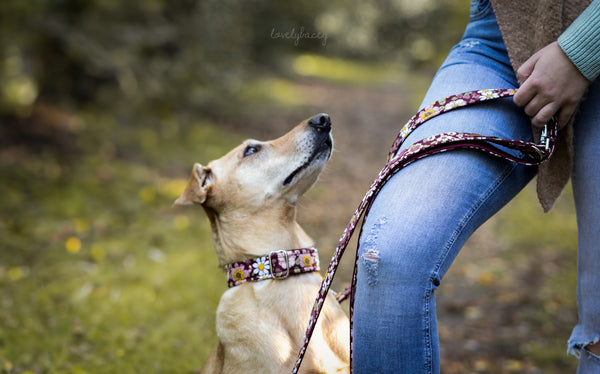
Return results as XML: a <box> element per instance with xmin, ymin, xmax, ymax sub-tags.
<box><xmin>539</xmin><ymin>123</ymin><xmax>551</xmax><ymax>152</ymax></box>
<box><xmin>269</xmin><ymin>250</ymin><xmax>290</xmax><ymax>280</ymax></box>
<box><xmin>539</xmin><ymin>115</ymin><xmax>559</xmax><ymax>152</ymax></box>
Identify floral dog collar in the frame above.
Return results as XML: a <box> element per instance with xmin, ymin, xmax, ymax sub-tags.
<box><xmin>224</xmin><ymin>248</ymin><xmax>320</xmax><ymax>288</ymax></box>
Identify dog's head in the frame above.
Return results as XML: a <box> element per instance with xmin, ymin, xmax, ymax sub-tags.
<box><xmin>175</xmin><ymin>113</ymin><xmax>333</xmax><ymax>213</ymax></box>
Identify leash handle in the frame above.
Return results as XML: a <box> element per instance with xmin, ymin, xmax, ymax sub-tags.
<box><xmin>292</xmin><ymin>89</ymin><xmax>557</xmax><ymax>373</ymax></box>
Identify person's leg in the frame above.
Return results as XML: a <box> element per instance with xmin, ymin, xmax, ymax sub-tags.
<box><xmin>352</xmin><ymin>1</ymin><xmax>537</xmax><ymax>373</ymax></box>
<box><xmin>569</xmin><ymin>79</ymin><xmax>600</xmax><ymax>373</ymax></box>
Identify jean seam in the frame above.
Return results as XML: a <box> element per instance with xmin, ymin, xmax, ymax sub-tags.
<box><xmin>424</xmin><ymin>288</ymin><xmax>435</xmax><ymax>374</ymax></box>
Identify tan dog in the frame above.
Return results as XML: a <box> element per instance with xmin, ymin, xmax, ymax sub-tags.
<box><xmin>175</xmin><ymin>114</ymin><xmax>350</xmax><ymax>374</ymax></box>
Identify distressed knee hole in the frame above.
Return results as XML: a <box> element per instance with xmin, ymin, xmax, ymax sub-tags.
<box><xmin>363</xmin><ymin>249</ymin><xmax>379</xmax><ymax>262</ymax></box>
<box><xmin>569</xmin><ymin>337</ymin><xmax>600</xmax><ymax>359</ymax></box>
<box><xmin>587</xmin><ymin>341</ymin><xmax>600</xmax><ymax>356</ymax></box>
<box><xmin>362</xmin><ymin>249</ymin><xmax>379</xmax><ymax>286</ymax></box>
<box><xmin>360</xmin><ymin>217</ymin><xmax>388</xmax><ymax>287</ymax></box>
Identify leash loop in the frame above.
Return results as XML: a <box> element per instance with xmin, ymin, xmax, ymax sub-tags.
<box><xmin>292</xmin><ymin>89</ymin><xmax>557</xmax><ymax>373</ymax></box>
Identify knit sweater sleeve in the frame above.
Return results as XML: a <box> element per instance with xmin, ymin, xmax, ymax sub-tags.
<box><xmin>558</xmin><ymin>0</ymin><xmax>600</xmax><ymax>81</ymax></box>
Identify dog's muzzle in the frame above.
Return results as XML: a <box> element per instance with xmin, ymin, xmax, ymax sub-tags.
<box><xmin>283</xmin><ymin>114</ymin><xmax>333</xmax><ymax>186</ymax></box>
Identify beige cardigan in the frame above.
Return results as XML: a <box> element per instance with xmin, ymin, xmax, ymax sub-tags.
<box><xmin>491</xmin><ymin>0</ymin><xmax>592</xmax><ymax>211</ymax></box>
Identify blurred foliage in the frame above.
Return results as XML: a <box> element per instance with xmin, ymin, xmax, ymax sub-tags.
<box><xmin>0</xmin><ymin>0</ymin><xmax>467</xmax><ymax>121</ymax></box>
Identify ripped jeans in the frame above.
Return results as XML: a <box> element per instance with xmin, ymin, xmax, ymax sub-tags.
<box><xmin>352</xmin><ymin>1</ymin><xmax>600</xmax><ymax>373</ymax></box>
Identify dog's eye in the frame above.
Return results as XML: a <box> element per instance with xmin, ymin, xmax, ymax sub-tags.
<box><xmin>243</xmin><ymin>145</ymin><xmax>261</xmax><ymax>157</ymax></box>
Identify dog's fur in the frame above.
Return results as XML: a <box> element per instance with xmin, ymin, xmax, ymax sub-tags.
<box><xmin>175</xmin><ymin>115</ymin><xmax>350</xmax><ymax>373</ymax></box>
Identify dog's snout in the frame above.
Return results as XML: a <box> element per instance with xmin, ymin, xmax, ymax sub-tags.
<box><xmin>308</xmin><ymin>113</ymin><xmax>331</xmax><ymax>133</ymax></box>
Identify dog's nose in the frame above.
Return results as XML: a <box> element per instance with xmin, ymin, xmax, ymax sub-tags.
<box><xmin>308</xmin><ymin>113</ymin><xmax>331</xmax><ymax>133</ymax></box>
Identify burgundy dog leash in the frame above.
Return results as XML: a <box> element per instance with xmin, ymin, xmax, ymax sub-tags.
<box><xmin>292</xmin><ymin>88</ymin><xmax>557</xmax><ymax>373</ymax></box>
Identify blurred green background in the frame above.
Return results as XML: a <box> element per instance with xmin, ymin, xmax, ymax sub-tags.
<box><xmin>0</xmin><ymin>1</ymin><xmax>579</xmax><ymax>373</ymax></box>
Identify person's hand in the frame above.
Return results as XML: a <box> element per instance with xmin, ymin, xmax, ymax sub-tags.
<box><xmin>513</xmin><ymin>41</ymin><xmax>590</xmax><ymax>128</ymax></box>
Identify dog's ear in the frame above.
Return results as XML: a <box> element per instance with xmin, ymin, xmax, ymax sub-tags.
<box><xmin>174</xmin><ymin>163</ymin><xmax>214</xmax><ymax>206</ymax></box>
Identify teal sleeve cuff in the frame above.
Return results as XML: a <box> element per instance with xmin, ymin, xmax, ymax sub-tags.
<box><xmin>558</xmin><ymin>0</ymin><xmax>600</xmax><ymax>81</ymax></box>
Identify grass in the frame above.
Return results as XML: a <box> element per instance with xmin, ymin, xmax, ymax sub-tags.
<box><xmin>0</xmin><ymin>111</ymin><xmax>241</xmax><ymax>373</ymax></box>
<box><xmin>291</xmin><ymin>54</ymin><xmax>402</xmax><ymax>86</ymax></box>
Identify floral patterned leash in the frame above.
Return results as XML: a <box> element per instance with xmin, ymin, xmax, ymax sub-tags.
<box><xmin>292</xmin><ymin>89</ymin><xmax>558</xmax><ymax>373</ymax></box>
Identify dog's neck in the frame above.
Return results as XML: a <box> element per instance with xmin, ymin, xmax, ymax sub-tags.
<box><xmin>203</xmin><ymin>203</ymin><xmax>314</xmax><ymax>266</ymax></box>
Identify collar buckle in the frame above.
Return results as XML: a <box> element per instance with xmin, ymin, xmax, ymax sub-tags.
<box><xmin>269</xmin><ymin>250</ymin><xmax>290</xmax><ymax>280</ymax></box>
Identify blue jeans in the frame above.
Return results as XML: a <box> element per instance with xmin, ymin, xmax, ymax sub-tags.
<box><xmin>352</xmin><ymin>1</ymin><xmax>600</xmax><ymax>373</ymax></box>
